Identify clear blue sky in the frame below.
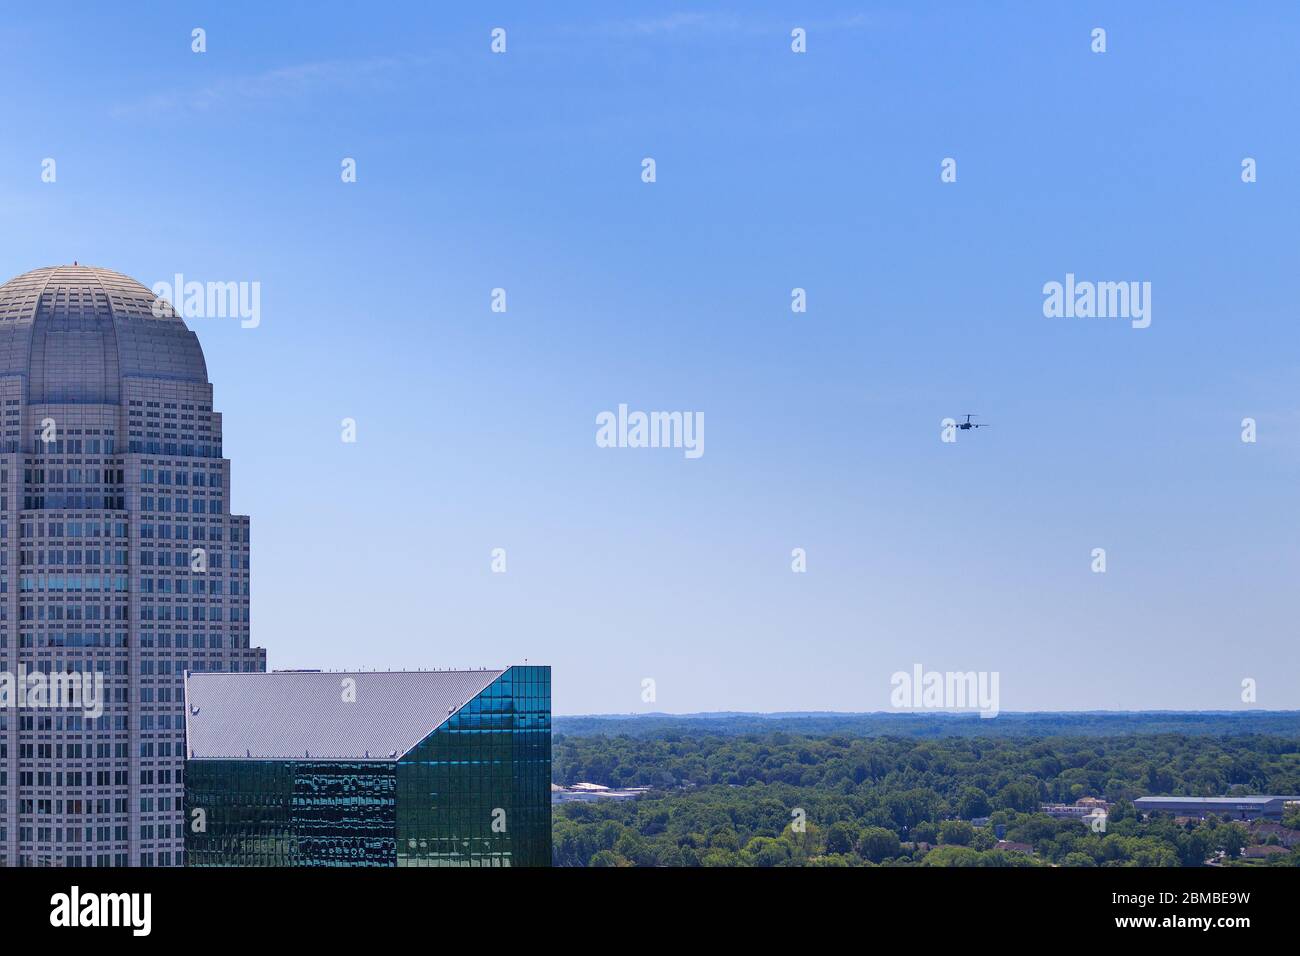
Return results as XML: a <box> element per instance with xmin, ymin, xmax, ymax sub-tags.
<box><xmin>2</xmin><ymin>3</ymin><xmax>1296</xmax><ymax>714</ymax></box>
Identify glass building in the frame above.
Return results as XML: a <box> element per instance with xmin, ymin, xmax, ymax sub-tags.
<box><xmin>0</xmin><ymin>265</ymin><xmax>264</xmax><ymax>867</ymax></box>
<box><xmin>184</xmin><ymin>666</ymin><xmax>551</xmax><ymax>866</ymax></box>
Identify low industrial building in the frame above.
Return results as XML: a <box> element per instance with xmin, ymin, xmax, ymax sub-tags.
<box><xmin>1041</xmin><ymin>798</ymin><xmax>1109</xmax><ymax>830</ymax></box>
<box><xmin>1040</xmin><ymin>804</ymin><xmax>1095</xmax><ymax>819</ymax></box>
<box><xmin>183</xmin><ymin>666</ymin><xmax>551</xmax><ymax>866</ymax></box>
<box><xmin>1133</xmin><ymin>796</ymin><xmax>1300</xmax><ymax>821</ymax></box>
<box><xmin>552</xmin><ymin>782</ymin><xmax>650</xmax><ymax>804</ymax></box>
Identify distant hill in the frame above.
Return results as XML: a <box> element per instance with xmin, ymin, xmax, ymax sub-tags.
<box><xmin>553</xmin><ymin>711</ymin><xmax>1300</xmax><ymax>739</ymax></box>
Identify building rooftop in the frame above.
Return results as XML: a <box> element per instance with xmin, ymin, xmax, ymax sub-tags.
<box><xmin>1135</xmin><ymin>796</ymin><xmax>1300</xmax><ymax>806</ymax></box>
<box><xmin>995</xmin><ymin>840</ymin><xmax>1035</xmax><ymax>854</ymax></box>
<box><xmin>185</xmin><ymin>669</ymin><xmax>505</xmax><ymax>761</ymax></box>
<box><xmin>1243</xmin><ymin>845</ymin><xmax>1290</xmax><ymax>857</ymax></box>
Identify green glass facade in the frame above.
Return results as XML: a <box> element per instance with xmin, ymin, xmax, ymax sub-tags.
<box><xmin>185</xmin><ymin>665</ymin><xmax>550</xmax><ymax>866</ymax></box>
<box><xmin>185</xmin><ymin>760</ymin><xmax>396</xmax><ymax>866</ymax></box>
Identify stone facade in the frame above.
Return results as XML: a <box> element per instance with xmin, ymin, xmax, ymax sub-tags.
<box><xmin>0</xmin><ymin>265</ymin><xmax>265</xmax><ymax>866</ymax></box>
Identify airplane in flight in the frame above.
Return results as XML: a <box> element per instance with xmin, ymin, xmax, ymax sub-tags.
<box><xmin>954</xmin><ymin>414</ymin><xmax>990</xmax><ymax>431</ymax></box>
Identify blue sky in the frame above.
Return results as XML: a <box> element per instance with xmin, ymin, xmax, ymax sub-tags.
<box><xmin>2</xmin><ymin>3</ymin><xmax>1297</xmax><ymax>714</ymax></box>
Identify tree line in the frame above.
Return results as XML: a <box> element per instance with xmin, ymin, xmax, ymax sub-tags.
<box><xmin>552</xmin><ymin>720</ymin><xmax>1300</xmax><ymax>866</ymax></box>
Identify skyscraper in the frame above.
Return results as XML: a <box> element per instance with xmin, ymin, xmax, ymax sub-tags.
<box><xmin>0</xmin><ymin>265</ymin><xmax>265</xmax><ymax>867</ymax></box>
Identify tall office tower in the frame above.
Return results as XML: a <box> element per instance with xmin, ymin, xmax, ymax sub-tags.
<box><xmin>0</xmin><ymin>265</ymin><xmax>265</xmax><ymax>867</ymax></box>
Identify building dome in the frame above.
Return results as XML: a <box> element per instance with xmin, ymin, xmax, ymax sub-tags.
<box><xmin>0</xmin><ymin>264</ymin><xmax>260</xmax><ymax>868</ymax></box>
<box><xmin>0</xmin><ymin>264</ymin><xmax>208</xmax><ymax>405</ymax></box>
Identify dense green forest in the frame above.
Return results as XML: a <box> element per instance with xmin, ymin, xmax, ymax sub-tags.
<box><xmin>551</xmin><ymin>715</ymin><xmax>1300</xmax><ymax>867</ymax></box>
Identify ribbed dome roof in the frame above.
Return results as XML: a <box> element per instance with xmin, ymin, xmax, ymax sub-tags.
<box><xmin>0</xmin><ymin>264</ymin><xmax>208</xmax><ymax>404</ymax></box>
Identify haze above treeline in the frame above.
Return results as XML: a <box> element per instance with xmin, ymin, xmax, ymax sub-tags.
<box><xmin>555</xmin><ymin>712</ymin><xmax>1300</xmax><ymax>738</ymax></box>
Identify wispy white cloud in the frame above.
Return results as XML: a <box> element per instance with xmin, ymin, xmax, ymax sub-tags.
<box><xmin>110</xmin><ymin>55</ymin><xmax>420</xmax><ymax>119</ymax></box>
<box><xmin>590</xmin><ymin>10</ymin><xmax>877</xmax><ymax>39</ymax></box>
<box><xmin>619</xmin><ymin>12</ymin><xmax>743</xmax><ymax>35</ymax></box>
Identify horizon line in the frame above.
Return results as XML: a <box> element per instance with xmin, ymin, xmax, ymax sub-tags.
<box><xmin>554</xmin><ymin>709</ymin><xmax>1300</xmax><ymax>719</ymax></box>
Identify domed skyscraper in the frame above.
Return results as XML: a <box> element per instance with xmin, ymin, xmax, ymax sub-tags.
<box><xmin>0</xmin><ymin>265</ymin><xmax>265</xmax><ymax>866</ymax></box>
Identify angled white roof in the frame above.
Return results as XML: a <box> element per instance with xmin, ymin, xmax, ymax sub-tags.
<box><xmin>1134</xmin><ymin>796</ymin><xmax>1296</xmax><ymax>805</ymax></box>
<box><xmin>185</xmin><ymin>669</ymin><xmax>505</xmax><ymax>761</ymax></box>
